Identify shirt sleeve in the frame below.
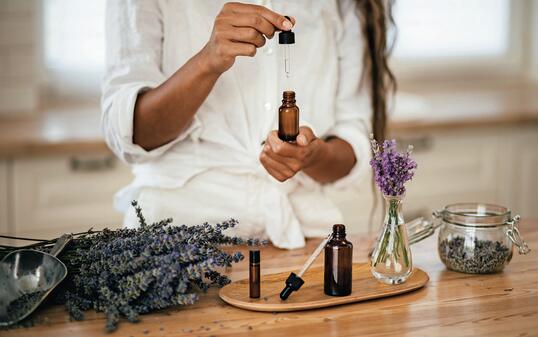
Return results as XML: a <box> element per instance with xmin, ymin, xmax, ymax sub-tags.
<box><xmin>323</xmin><ymin>0</ymin><xmax>372</xmax><ymax>189</ymax></box>
<box><xmin>101</xmin><ymin>0</ymin><xmax>201</xmax><ymax>164</ymax></box>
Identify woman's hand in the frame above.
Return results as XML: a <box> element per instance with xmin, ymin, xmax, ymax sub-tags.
<box><xmin>200</xmin><ymin>2</ymin><xmax>294</xmax><ymax>75</ymax></box>
<box><xmin>260</xmin><ymin>126</ymin><xmax>328</xmax><ymax>182</ymax></box>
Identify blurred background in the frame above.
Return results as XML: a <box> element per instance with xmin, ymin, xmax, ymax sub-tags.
<box><xmin>0</xmin><ymin>0</ymin><xmax>537</xmax><ymax>240</ymax></box>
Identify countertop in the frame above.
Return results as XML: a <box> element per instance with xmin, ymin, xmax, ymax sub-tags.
<box><xmin>3</xmin><ymin>219</ymin><xmax>537</xmax><ymax>337</ymax></box>
<box><xmin>1</xmin><ymin>83</ymin><xmax>538</xmax><ymax>158</ymax></box>
<box><xmin>0</xmin><ymin>106</ymin><xmax>108</xmax><ymax>158</ymax></box>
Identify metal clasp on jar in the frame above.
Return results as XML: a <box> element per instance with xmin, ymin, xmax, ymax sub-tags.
<box><xmin>506</xmin><ymin>215</ymin><xmax>531</xmax><ymax>255</ymax></box>
<box><xmin>406</xmin><ymin>210</ymin><xmax>443</xmax><ymax>245</ymax></box>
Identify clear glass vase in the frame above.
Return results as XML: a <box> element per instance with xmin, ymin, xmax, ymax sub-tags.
<box><xmin>370</xmin><ymin>195</ymin><xmax>413</xmax><ymax>284</ymax></box>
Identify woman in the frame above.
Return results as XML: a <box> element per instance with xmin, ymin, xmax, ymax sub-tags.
<box><xmin>102</xmin><ymin>1</ymin><xmax>394</xmax><ymax>249</ymax></box>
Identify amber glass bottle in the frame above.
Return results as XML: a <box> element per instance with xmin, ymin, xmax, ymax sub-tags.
<box><xmin>249</xmin><ymin>250</ymin><xmax>260</xmax><ymax>298</ymax></box>
<box><xmin>278</xmin><ymin>91</ymin><xmax>299</xmax><ymax>142</ymax></box>
<box><xmin>324</xmin><ymin>224</ymin><xmax>353</xmax><ymax>296</ymax></box>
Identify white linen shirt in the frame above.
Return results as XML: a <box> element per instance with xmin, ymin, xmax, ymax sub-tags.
<box><xmin>102</xmin><ymin>0</ymin><xmax>371</xmax><ymax>249</ymax></box>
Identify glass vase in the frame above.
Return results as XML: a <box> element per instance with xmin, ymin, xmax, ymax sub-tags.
<box><xmin>370</xmin><ymin>194</ymin><xmax>413</xmax><ymax>284</ymax></box>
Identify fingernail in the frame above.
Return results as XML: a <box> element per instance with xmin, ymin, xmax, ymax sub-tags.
<box><xmin>283</xmin><ymin>20</ymin><xmax>292</xmax><ymax>30</ymax></box>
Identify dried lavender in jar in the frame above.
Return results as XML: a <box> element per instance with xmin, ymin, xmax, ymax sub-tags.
<box><xmin>438</xmin><ymin>236</ymin><xmax>512</xmax><ymax>274</ymax></box>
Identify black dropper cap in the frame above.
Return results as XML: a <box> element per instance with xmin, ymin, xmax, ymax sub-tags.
<box><xmin>279</xmin><ymin>16</ymin><xmax>295</xmax><ymax>44</ymax></box>
<box><xmin>279</xmin><ymin>272</ymin><xmax>304</xmax><ymax>300</ymax></box>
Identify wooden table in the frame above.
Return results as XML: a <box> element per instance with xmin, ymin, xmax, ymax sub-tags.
<box><xmin>4</xmin><ymin>220</ymin><xmax>537</xmax><ymax>337</ymax></box>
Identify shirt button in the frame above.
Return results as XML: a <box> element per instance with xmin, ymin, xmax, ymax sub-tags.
<box><xmin>265</xmin><ymin>47</ymin><xmax>273</xmax><ymax>55</ymax></box>
<box><xmin>264</xmin><ymin>102</ymin><xmax>272</xmax><ymax>111</ymax></box>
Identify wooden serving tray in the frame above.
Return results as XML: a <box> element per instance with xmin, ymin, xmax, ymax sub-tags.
<box><xmin>219</xmin><ymin>263</ymin><xmax>429</xmax><ymax>312</ymax></box>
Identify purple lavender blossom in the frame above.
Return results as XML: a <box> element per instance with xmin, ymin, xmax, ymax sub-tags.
<box><xmin>369</xmin><ymin>137</ymin><xmax>417</xmax><ymax>196</ymax></box>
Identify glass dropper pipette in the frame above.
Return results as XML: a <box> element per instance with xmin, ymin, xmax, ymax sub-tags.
<box><xmin>279</xmin><ymin>16</ymin><xmax>295</xmax><ymax>78</ymax></box>
<box><xmin>284</xmin><ymin>43</ymin><xmax>291</xmax><ymax>77</ymax></box>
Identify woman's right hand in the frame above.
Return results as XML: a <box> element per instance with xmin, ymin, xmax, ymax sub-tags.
<box><xmin>200</xmin><ymin>2</ymin><xmax>294</xmax><ymax>75</ymax></box>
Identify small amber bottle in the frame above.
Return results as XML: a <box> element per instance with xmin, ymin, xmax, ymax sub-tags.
<box><xmin>324</xmin><ymin>224</ymin><xmax>353</xmax><ymax>296</ymax></box>
<box><xmin>249</xmin><ymin>250</ymin><xmax>260</xmax><ymax>298</ymax></box>
<box><xmin>278</xmin><ymin>91</ymin><xmax>299</xmax><ymax>142</ymax></box>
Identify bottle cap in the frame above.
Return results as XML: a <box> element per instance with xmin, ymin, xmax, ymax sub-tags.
<box><xmin>279</xmin><ymin>16</ymin><xmax>295</xmax><ymax>44</ymax></box>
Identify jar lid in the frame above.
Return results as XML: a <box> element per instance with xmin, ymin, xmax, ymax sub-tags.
<box><xmin>438</xmin><ymin>203</ymin><xmax>512</xmax><ymax>227</ymax></box>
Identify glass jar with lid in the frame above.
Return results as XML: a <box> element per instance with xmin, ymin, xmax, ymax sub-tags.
<box><xmin>409</xmin><ymin>203</ymin><xmax>530</xmax><ymax>274</ymax></box>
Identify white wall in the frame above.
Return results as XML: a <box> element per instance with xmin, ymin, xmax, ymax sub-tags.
<box><xmin>529</xmin><ymin>0</ymin><xmax>538</xmax><ymax>81</ymax></box>
<box><xmin>0</xmin><ymin>0</ymin><xmax>40</xmax><ymax>115</ymax></box>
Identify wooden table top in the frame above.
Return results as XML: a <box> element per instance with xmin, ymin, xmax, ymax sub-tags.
<box><xmin>4</xmin><ymin>219</ymin><xmax>537</xmax><ymax>337</ymax></box>
<box><xmin>1</xmin><ymin>82</ymin><xmax>538</xmax><ymax>158</ymax></box>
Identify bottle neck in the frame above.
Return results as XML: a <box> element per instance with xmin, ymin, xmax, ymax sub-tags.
<box><xmin>332</xmin><ymin>224</ymin><xmax>346</xmax><ymax>241</ymax></box>
<box><xmin>282</xmin><ymin>91</ymin><xmax>296</xmax><ymax>106</ymax></box>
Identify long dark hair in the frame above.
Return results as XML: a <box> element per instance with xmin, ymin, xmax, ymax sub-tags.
<box><xmin>355</xmin><ymin>0</ymin><xmax>396</xmax><ymax>142</ymax></box>
<box><xmin>355</xmin><ymin>0</ymin><xmax>396</xmax><ymax>233</ymax></box>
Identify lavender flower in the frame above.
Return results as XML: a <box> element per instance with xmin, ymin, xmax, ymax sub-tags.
<box><xmin>39</xmin><ymin>201</ymin><xmax>250</xmax><ymax>332</ymax></box>
<box><xmin>369</xmin><ymin>136</ymin><xmax>417</xmax><ymax>196</ymax></box>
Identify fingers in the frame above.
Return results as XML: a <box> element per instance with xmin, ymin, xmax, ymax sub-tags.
<box><xmin>227</xmin><ymin>27</ymin><xmax>266</xmax><ymax>47</ymax></box>
<box><xmin>212</xmin><ymin>40</ymin><xmax>256</xmax><ymax>60</ymax></box>
<box><xmin>260</xmin><ymin>128</ymin><xmax>323</xmax><ymax>181</ymax></box>
<box><xmin>231</xmin><ymin>42</ymin><xmax>257</xmax><ymax>57</ymax></box>
<box><xmin>223</xmin><ymin>2</ymin><xmax>293</xmax><ymax>31</ymax></box>
<box><xmin>262</xmin><ymin>144</ymin><xmax>304</xmax><ymax>172</ymax></box>
<box><xmin>259</xmin><ymin>147</ymin><xmax>296</xmax><ymax>182</ymax></box>
<box><xmin>207</xmin><ymin>3</ymin><xmax>294</xmax><ymax>74</ymax></box>
<box><xmin>267</xmin><ymin>131</ymin><xmax>310</xmax><ymax>160</ymax></box>
<box><xmin>288</xmin><ymin>16</ymin><xmax>296</xmax><ymax>26</ymax></box>
<box><xmin>226</xmin><ymin>14</ymin><xmax>276</xmax><ymax>38</ymax></box>
<box><xmin>297</xmin><ymin>126</ymin><xmax>316</xmax><ymax>146</ymax></box>
<box><xmin>267</xmin><ymin>131</ymin><xmax>299</xmax><ymax>158</ymax></box>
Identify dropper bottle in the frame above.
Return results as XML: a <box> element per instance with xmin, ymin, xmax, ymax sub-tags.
<box><xmin>277</xmin><ymin>18</ymin><xmax>297</xmax><ymax>142</ymax></box>
<box><xmin>324</xmin><ymin>224</ymin><xmax>353</xmax><ymax>296</ymax></box>
<box><xmin>278</xmin><ymin>91</ymin><xmax>299</xmax><ymax>142</ymax></box>
<box><xmin>278</xmin><ymin>16</ymin><xmax>295</xmax><ymax>78</ymax></box>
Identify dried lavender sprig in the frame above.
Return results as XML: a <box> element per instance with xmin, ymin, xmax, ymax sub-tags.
<box><xmin>1</xmin><ymin>201</ymin><xmax>252</xmax><ymax>332</ymax></box>
<box><xmin>131</xmin><ymin>200</ymin><xmax>147</xmax><ymax>227</ymax></box>
<box><xmin>51</xmin><ymin>203</ymin><xmax>246</xmax><ymax>332</ymax></box>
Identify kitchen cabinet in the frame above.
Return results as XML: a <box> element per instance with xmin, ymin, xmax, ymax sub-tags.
<box><xmin>0</xmin><ymin>160</ymin><xmax>8</xmax><ymax>233</ymax></box>
<box><xmin>514</xmin><ymin>133</ymin><xmax>538</xmax><ymax>218</ymax></box>
<box><xmin>398</xmin><ymin>129</ymin><xmax>500</xmax><ymax>216</ymax></box>
<box><xmin>11</xmin><ymin>154</ymin><xmax>131</xmax><ymax>238</ymax></box>
<box><xmin>497</xmin><ymin>125</ymin><xmax>538</xmax><ymax>219</ymax></box>
<box><xmin>328</xmin><ymin>125</ymin><xmax>538</xmax><ymax>234</ymax></box>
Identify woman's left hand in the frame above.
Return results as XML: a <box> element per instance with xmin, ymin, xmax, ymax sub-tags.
<box><xmin>259</xmin><ymin>126</ymin><xmax>328</xmax><ymax>182</ymax></box>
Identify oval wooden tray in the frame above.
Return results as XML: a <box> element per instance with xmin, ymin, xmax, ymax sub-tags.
<box><xmin>219</xmin><ymin>263</ymin><xmax>429</xmax><ymax>312</ymax></box>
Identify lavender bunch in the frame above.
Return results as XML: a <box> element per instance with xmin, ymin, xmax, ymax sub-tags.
<box><xmin>51</xmin><ymin>201</ymin><xmax>246</xmax><ymax>331</ymax></box>
<box><xmin>369</xmin><ymin>136</ymin><xmax>417</xmax><ymax>197</ymax></box>
<box><xmin>369</xmin><ymin>138</ymin><xmax>417</xmax><ymax>279</ymax></box>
